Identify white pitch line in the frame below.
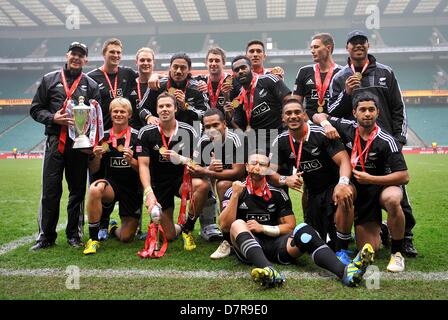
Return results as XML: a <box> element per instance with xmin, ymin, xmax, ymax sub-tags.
<box><xmin>0</xmin><ymin>268</ymin><xmax>447</xmax><ymax>281</ymax></box>
<box><xmin>0</xmin><ymin>223</ymin><xmax>65</xmax><ymax>256</ymax></box>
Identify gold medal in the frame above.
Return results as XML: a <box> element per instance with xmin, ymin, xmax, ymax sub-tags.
<box><xmin>317</xmin><ymin>100</ymin><xmax>325</xmax><ymax>113</ymax></box>
<box><xmin>117</xmin><ymin>144</ymin><xmax>124</xmax><ymax>152</ymax></box>
<box><xmin>187</xmin><ymin>159</ymin><xmax>196</xmax><ymax>169</ymax></box>
<box><xmin>354</xmin><ymin>72</ymin><xmax>362</xmax><ymax>80</ymax></box>
<box><xmin>168</xmin><ymin>87</ymin><xmax>176</xmax><ymax>95</ymax></box>
<box><xmin>225</xmin><ymin>76</ymin><xmax>232</xmax><ymax>86</ymax></box>
<box><xmin>231</xmin><ymin>99</ymin><xmax>240</xmax><ymax>109</ymax></box>
<box><xmin>101</xmin><ymin>142</ymin><xmax>109</xmax><ymax>152</ymax></box>
<box><xmin>271</xmin><ymin>66</ymin><xmax>284</xmax><ymax>77</ymax></box>
<box><xmin>159</xmin><ymin>146</ymin><xmax>167</xmax><ymax>154</ymax></box>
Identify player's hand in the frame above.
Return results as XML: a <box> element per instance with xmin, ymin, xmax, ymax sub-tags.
<box><xmin>246</xmin><ymin>219</ymin><xmax>263</xmax><ymax>233</ymax></box>
<box><xmin>231</xmin><ymin>180</ymin><xmax>245</xmax><ymax>196</ymax></box>
<box><xmin>187</xmin><ymin>164</ymin><xmax>205</xmax><ymax>177</ymax></box>
<box><xmin>221</xmin><ymin>79</ymin><xmax>233</xmax><ymax>95</ymax></box>
<box><xmin>92</xmin><ymin>145</ymin><xmax>105</xmax><ymax>159</ymax></box>
<box><xmin>332</xmin><ymin>183</ymin><xmax>354</xmax><ymax>209</ymax></box>
<box><xmin>148</xmin><ymin>73</ymin><xmax>161</xmax><ymax>90</ymax></box>
<box><xmin>146</xmin><ymin>116</ymin><xmax>160</xmax><ymax>125</ymax></box>
<box><xmin>208</xmin><ymin>152</ymin><xmax>223</xmax><ymax>172</ymax></box>
<box><xmin>352</xmin><ymin>169</ymin><xmax>372</xmax><ymax>184</ymax></box>
<box><xmin>145</xmin><ymin>193</ymin><xmax>160</xmax><ymax>215</ymax></box>
<box><xmin>345</xmin><ymin>76</ymin><xmax>361</xmax><ymax>95</ymax></box>
<box><xmin>173</xmin><ymin>89</ymin><xmax>186</xmax><ymax>107</ymax></box>
<box><xmin>197</xmin><ymin>80</ymin><xmax>207</xmax><ymax>93</ymax></box>
<box><xmin>122</xmin><ymin>147</ymin><xmax>133</xmax><ymax>163</ymax></box>
<box><xmin>323</xmin><ymin>123</ymin><xmax>340</xmax><ymax>140</ymax></box>
<box><xmin>285</xmin><ymin>174</ymin><xmax>303</xmax><ymax>192</ymax></box>
<box><xmin>161</xmin><ymin>149</ymin><xmax>179</xmax><ymax>163</ymax></box>
<box><xmin>222</xmin><ymin>102</ymin><xmax>234</xmax><ymax>118</ymax></box>
<box><xmin>53</xmin><ymin>108</ymin><xmax>74</xmax><ymax>126</ymax></box>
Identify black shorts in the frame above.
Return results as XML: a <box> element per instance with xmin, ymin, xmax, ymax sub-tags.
<box><xmin>105</xmin><ymin>179</ymin><xmax>142</xmax><ymax>220</ymax></box>
<box><xmin>304</xmin><ymin>186</ymin><xmax>337</xmax><ymax>242</ymax></box>
<box><xmin>354</xmin><ymin>184</ymin><xmax>383</xmax><ymax>226</ymax></box>
<box><xmin>234</xmin><ymin>233</ymin><xmax>294</xmax><ymax>265</ymax></box>
<box><xmin>152</xmin><ymin>176</ymin><xmax>184</xmax><ymax>210</ymax></box>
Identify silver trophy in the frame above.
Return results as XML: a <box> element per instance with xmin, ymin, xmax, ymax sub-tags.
<box><xmin>72</xmin><ymin>96</ymin><xmax>92</xmax><ymax>149</ymax></box>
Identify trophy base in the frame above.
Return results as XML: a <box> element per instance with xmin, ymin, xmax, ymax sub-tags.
<box><xmin>72</xmin><ymin>135</ymin><xmax>92</xmax><ymax>149</ymax></box>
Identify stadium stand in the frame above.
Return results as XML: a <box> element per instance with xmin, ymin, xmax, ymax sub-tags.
<box><xmin>406</xmin><ymin>105</ymin><xmax>448</xmax><ymax>146</ymax></box>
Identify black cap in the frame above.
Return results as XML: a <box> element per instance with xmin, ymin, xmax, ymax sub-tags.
<box><xmin>346</xmin><ymin>30</ymin><xmax>368</xmax><ymax>44</ymax></box>
<box><xmin>68</xmin><ymin>42</ymin><xmax>88</xmax><ymax>56</ymax></box>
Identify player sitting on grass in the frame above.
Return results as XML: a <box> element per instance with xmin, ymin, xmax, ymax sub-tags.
<box><xmin>219</xmin><ymin>151</ymin><xmax>374</xmax><ymax>288</ymax></box>
<box><xmin>84</xmin><ymin>97</ymin><xmax>142</xmax><ymax>255</ymax></box>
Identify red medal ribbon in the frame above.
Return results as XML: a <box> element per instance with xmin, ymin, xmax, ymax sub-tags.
<box><xmin>158</xmin><ymin>121</ymin><xmax>178</xmax><ymax>150</ymax></box>
<box><xmin>239</xmin><ymin>75</ymin><xmax>258</xmax><ymax>129</ymax></box>
<box><xmin>101</xmin><ymin>67</ymin><xmax>118</xmax><ymax>98</ymax></box>
<box><xmin>179</xmin><ymin>165</ymin><xmax>193</xmax><ymax>225</ymax></box>
<box><xmin>58</xmin><ymin>69</ymin><xmax>83</xmax><ymax>154</ymax></box>
<box><xmin>289</xmin><ymin>124</ymin><xmax>308</xmax><ymax>170</ymax></box>
<box><xmin>207</xmin><ymin>73</ymin><xmax>225</xmax><ymax>108</ymax></box>
<box><xmin>315</xmin><ymin>63</ymin><xmax>335</xmax><ymax>106</ymax></box>
<box><xmin>136</xmin><ymin>78</ymin><xmax>143</xmax><ymax>102</ymax></box>
<box><xmin>137</xmin><ymin>223</ymin><xmax>168</xmax><ymax>259</ymax></box>
<box><xmin>245</xmin><ymin>176</ymin><xmax>272</xmax><ymax>201</ymax></box>
<box><xmin>351</xmin><ymin>125</ymin><xmax>378</xmax><ymax>171</ymax></box>
<box><xmin>107</xmin><ymin>126</ymin><xmax>131</xmax><ymax>149</ymax></box>
<box><xmin>350</xmin><ymin>59</ymin><xmax>369</xmax><ymax>77</ymax></box>
<box><xmin>253</xmin><ymin>67</ymin><xmax>265</xmax><ymax>75</ymax></box>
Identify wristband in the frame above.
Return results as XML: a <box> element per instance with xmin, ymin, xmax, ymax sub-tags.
<box><xmin>321</xmin><ymin>120</ymin><xmax>331</xmax><ymax>127</ymax></box>
<box><xmin>338</xmin><ymin>176</ymin><xmax>350</xmax><ymax>185</ymax></box>
<box><xmin>144</xmin><ymin>186</ymin><xmax>154</xmax><ymax>197</ymax></box>
<box><xmin>278</xmin><ymin>175</ymin><xmax>287</xmax><ymax>186</ymax></box>
<box><xmin>262</xmin><ymin>225</ymin><xmax>280</xmax><ymax>237</ymax></box>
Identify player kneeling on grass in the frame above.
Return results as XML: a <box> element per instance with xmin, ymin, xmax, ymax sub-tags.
<box><xmin>313</xmin><ymin>90</ymin><xmax>409</xmax><ymax>272</ymax></box>
<box><xmin>220</xmin><ymin>152</ymin><xmax>374</xmax><ymax>288</ymax></box>
<box><xmin>84</xmin><ymin>97</ymin><xmax>142</xmax><ymax>255</ymax></box>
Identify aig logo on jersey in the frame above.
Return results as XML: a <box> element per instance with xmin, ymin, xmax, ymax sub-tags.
<box><xmin>252</xmin><ymin>102</ymin><xmax>270</xmax><ymax>117</ymax></box>
<box><xmin>299</xmin><ymin>159</ymin><xmax>322</xmax><ymax>172</ymax></box>
<box><xmin>110</xmin><ymin>157</ymin><xmax>130</xmax><ymax>168</ymax></box>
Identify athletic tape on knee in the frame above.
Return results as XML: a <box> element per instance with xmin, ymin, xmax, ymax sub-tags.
<box><xmin>93</xmin><ymin>180</ymin><xmax>110</xmax><ymax>189</ymax></box>
<box><xmin>291</xmin><ymin>223</ymin><xmax>325</xmax><ymax>254</ymax></box>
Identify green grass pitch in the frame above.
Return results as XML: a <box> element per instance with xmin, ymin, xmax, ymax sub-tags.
<box><xmin>0</xmin><ymin>154</ymin><xmax>447</xmax><ymax>300</ymax></box>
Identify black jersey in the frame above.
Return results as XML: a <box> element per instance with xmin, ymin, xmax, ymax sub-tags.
<box><xmin>139</xmin><ymin>77</ymin><xmax>209</xmax><ymax>126</ymax></box>
<box><xmin>128</xmin><ymin>79</ymin><xmax>150</xmax><ymax>130</ymax></box>
<box><xmin>270</xmin><ymin>123</ymin><xmax>346</xmax><ymax>194</ymax></box>
<box><xmin>233</xmin><ymin>74</ymin><xmax>291</xmax><ymax>130</ymax></box>
<box><xmin>137</xmin><ymin>121</ymin><xmax>198</xmax><ymax>184</ymax></box>
<box><xmin>328</xmin><ymin>117</ymin><xmax>408</xmax><ymax>177</ymax></box>
<box><xmin>99</xmin><ymin>128</ymin><xmax>141</xmax><ymax>191</ymax></box>
<box><xmin>293</xmin><ymin>63</ymin><xmax>342</xmax><ymax>119</ymax></box>
<box><xmin>222</xmin><ymin>181</ymin><xmax>293</xmax><ymax>231</ymax></box>
<box><xmin>87</xmin><ymin>66</ymin><xmax>138</xmax><ymax>130</ymax></box>
<box><xmin>193</xmin><ymin>128</ymin><xmax>245</xmax><ymax>170</ymax></box>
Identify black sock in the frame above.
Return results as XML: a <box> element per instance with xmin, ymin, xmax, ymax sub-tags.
<box><xmin>223</xmin><ymin>231</ymin><xmax>231</xmax><ymax>243</ymax></box>
<box><xmin>312</xmin><ymin>245</ymin><xmax>346</xmax><ymax>279</ymax></box>
<box><xmin>292</xmin><ymin>223</ymin><xmax>346</xmax><ymax>278</ymax></box>
<box><xmin>235</xmin><ymin>232</ymin><xmax>271</xmax><ymax>268</ymax></box>
<box><xmin>391</xmin><ymin>238</ymin><xmax>404</xmax><ymax>254</ymax></box>
<box><xmin>88</xmin><ymin>221</ymin><xmax>100</xmax><ymax>241</ymax></box>
<box><xmin>183</xmin><ymin>214</ymin><xmax>198</xmax><ymax>233</ymax></box>
<box><xmin>335</xmin><ymin>231</ymin><xmax>351</xmax><ymax>251</ymax></box>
